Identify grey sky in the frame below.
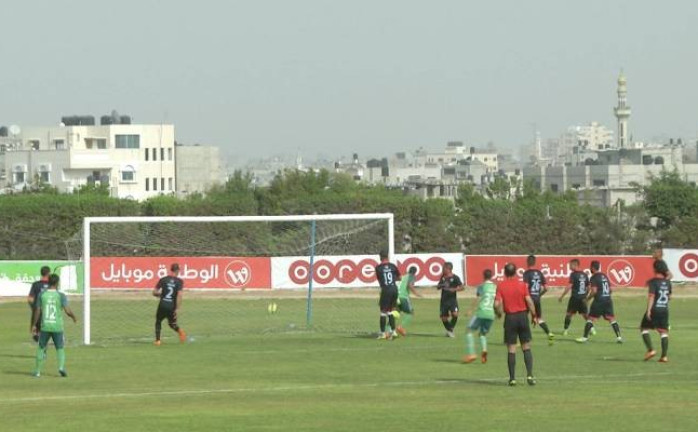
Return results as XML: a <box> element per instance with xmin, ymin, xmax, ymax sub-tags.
<box><xmin>1</xmin><ymin>1</ymin><xmax>697</xmax><ymax>165</ymax></box>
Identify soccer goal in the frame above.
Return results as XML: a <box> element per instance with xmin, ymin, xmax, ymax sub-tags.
<box><xmin>74</xmin><ymin>214</ymin><xmax>394</xmax><ymax>345</ymax></box>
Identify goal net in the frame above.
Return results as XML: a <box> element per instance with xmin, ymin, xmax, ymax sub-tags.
<box><xmin>71</xmin><ymin>214</ymin><xmax>394</xmax><ymax>345</ymax></box>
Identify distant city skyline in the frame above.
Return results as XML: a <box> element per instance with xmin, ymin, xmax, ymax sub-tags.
<box><xmin>1</xmin><ymin>1</ymin><xmax>697</xmax><ymax>166</ymax></box>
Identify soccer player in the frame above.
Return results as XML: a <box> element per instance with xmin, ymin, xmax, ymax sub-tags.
<box><xmin>640</xmin><ymin>260</ymin><xmax>672</xmax><ymax>362</ymax></box>
<box><xmin>558</xmin><ymin>259</ymin><xmax>591</xmax><ymax>336</ymax></box>
<box><xmin>437</xmin><ymin>262</ymin><xmax>464</xmax><ymax>338</ymax></box>
<box><xmin>494</xmin><ymin>263</ymin><xmax>537</xmax><ymax>386</ymax></box>
<box><xmin>652</xmin><ymin>247</ymin><xmax>673</xmax><ymax>280</ymax></box>
<box><xmin>463</xmin><ymin>269</ymin><xmax>496</xmax><ymax>364</ymax></box>
<box><xmin>152</xmin><ymin>263</ymin><xmax>187</xmax><ymax>345</ymax></box>
<box><xmin>395</xmin><ymin>266</ymin><xmax>421</xmax><ymax>336</ymax></box>
<box><xmin>576</xmin><ymin>261</ymin><xmax>623</xmax><ymax>343</ymax></box>
<box><xmin>31</xmin><ymin>274</ymin><xmax>77</xmax><ymax>377</ymax></box>
<box><xmin>522</xmin><ymin>255</ymin><xmax>554</xmax><ymax>343</ymax></box>
<box><xmin>27</xmin><ymin>266</ymin><xmax>51</xmax><ymax>342</ymax></box>
<box><xmin>375</xmin><ymin>250</ymin><xmax>400</xmax><ymax>340</ymax></box>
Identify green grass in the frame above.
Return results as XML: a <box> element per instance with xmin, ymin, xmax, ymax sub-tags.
<box><xmin>1</xmin><ymin>294</ymin><xmax>698</xmax><ymax>431</ymax></box>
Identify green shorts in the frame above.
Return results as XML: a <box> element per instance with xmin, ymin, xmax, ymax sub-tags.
<box><xmin>38</xmin><ymin>331</ymin><xmax>65</xmax><ymax>350</ymax></box>
<box><xmin>397</xmin><ymin>297</ymin><xmax>414</xmax><ymax>314</ymax></box>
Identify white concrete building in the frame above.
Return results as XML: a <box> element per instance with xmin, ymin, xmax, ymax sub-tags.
<box><xmin>175</xmin><ymin>144</ymin><xmax>224</xmax><ymax>196</ymax></box>
<box><xmin>2</xmin><ymin>122</ymin><xmax>176</xmax><ymax>200</ymax></box>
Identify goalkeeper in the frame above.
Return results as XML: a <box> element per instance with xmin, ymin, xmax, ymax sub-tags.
<box><xmin>395</xmin><ymin>267</ymin><xmax>421</xmax><ymax>336</ymax></box>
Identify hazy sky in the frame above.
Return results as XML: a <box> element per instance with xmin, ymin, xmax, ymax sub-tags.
<box><xmin>1</xmin><ymin>1</ymin><xmax>697</xmax><ymax>165</ymax></box>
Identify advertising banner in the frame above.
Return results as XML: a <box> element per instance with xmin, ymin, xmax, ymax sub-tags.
<box><xmin>664</xmin><ymin>249</ymin><xmax>698</xmax><ymax>282</ymax></box>
<box><xmin>0</xmin><ymin>261</ymin><xmax>82</xmax><ymax>297</ymax></box>
<box><xmin>91</xmin><ymin>257</ymin><xmax>271</xmax><ymax>289</ymax></box>
<box><xmin>271</xmin><ymin>253</ymin><xmax>464</xmax><ymax>289</ymax></box>
<box><xmin>464</xmin><ymin>255</ymin><xmax>654</xmax><ymax>288</ymax></box>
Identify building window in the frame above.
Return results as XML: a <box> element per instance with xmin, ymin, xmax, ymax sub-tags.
<box><xmin>152</xmin><ymin>148</ymin><xmax>157</xmax><ymax>161</ymax></box>
<box><xmin>168</xmin><ymin>148</ymin><xmax>173</xmax><ymax>161</ymax></box>
<box><xmin>593</xmin><ymin>179</ymin><xmax>605</xmax><ymax>187</ymax></box>
<box><xmin>29</xmin><ymin>140</ymin><xmax>40</xmax><ymax>150</ymax></box>
<box><xmin>161</xmin><ymin>178</ymin><xmax>165</xmax><ymax>191</ymax></box>
<box><xmin>85</xmin><ymin>138</ymin><xmax>107</xmax><ymax>149</ymax></box>
<box><xmin>121</xmin><ymin>166</ymin><xmax>136</xmax><ymax>183</ymax></box>
<box><xmin>168</xmin><ymin>177</ymin><xmax>173</xmax><ymax>190</ymax></box>
<box><xmin>14</xmin><ymin>172</ymin><xmax>26</xmax><ymax>183</ymax></box>
<box><xmin>145</xmin><ymin>148</ymin><xmax>149</xmax><ymax>161</ymax></box>
<box><xmin>39</xmin><ymin>171</ymin><xmax>50</xmax><ymax>183</ymax></box>
<box><xmin>550</xmin><ymin>184</ymin><xmax>559</xmax><ymax>193</ymax></box>
<box><xmin>145</xmin><ymin>178</ymin><xmax>149</xmax><ymax>191</ymax></box>
<box><xmin>115</xmin><ymin>134</ymin><xmax>140</xmax><ymax>149</ymax></box>
<box><xmin>160</xmin><ymin>148</ymin><xmax>165</xmax><ymax>161</ymax></box>
<box><xmin>153</xmin><ymin>177</ymin><xmax>158</xmax><ymax>191</ymax></box>
<box><xmin>54</xmin><ymin>139</ymin><xmax>65</xmax><ymax>150</ymax></box>
<box><xmin>572</xmin><ymin>183</ymin><xmax>581</xmax><ymax>189</ymax></box>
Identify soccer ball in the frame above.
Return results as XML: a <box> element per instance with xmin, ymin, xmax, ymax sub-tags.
<box><xmin>267</xmin><ymin>302</ymin><xmax>278</xmax><ymax>314</ymax></box>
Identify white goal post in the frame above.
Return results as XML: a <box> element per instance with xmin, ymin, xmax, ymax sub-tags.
<box><xmin>82</xmin><ymin>213</ymin><xmax>395</xmax><ymax>344</ymax></box>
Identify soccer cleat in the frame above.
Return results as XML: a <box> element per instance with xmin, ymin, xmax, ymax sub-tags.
<box><xmin>59</xmin><ymin>369</ymin><xmax>67</xmax><ymax>378</ymax></box>
<box><xmin>462</xmin><ymin>355</ymin><xmax>477</xmax><ymax>364</ymax></box>
<box><xmin>616</xmin><ymin>337</ymin><xmax>624</xmax><ymax>344</ymax></box>
<box><xmin>386</xmin><ymin>331</ymin><xmax>394</xmax><ymax>341</ymax></box>
<box><xmin>481</xmin><ymin>351</ymin><xmax>488</xmax><ymax>364</ymax></box>
<box><xmin>658</xmin><ymin>356</ymin><xmax>669</xmax><ymax>363</ymax></box>
<box><xmin>644</xmin><ymin>350</ymin><xmax>657</xmax><ymax>361</ymax></box>
<box><xmin>575</xmin><ymin>337</ymin><xmax>588</xmax><ymax>344</ymax></box>
<box><xmin>508</xmin><ymin>379</ymin><xmax>517</xmax><ymax>387</ymax></box>
<box><xmin>376</xmin><ymin>333</ymin><xmax>387</xmax><ymax>340</ymax></box>
<box><xmin>446</xmin><ymin>331</ymin><xmax>455</xmax><ymax>338</ymax></box>
<box><xmin>396</xmin><ymin>326</ymin><xmax>407</xmax><ymax>337</ymax></box>
<box><xmin>178</xmin><ymin>329</ymin><xmax>187</xmax><ymax>343</ymax></box>
<box><xmin>32</xmin><ymin>372</ymin><xmax>40</xmax><ymax>378</ymax></box>
<box><xmin>562</xmin><ymin>330</ymin><xmax>569</xmax><ymax>336</ymax></box>
<box><xmin>590</xmin><ymin>327</ymin><xmax>597</xmax><ymax>336</ymax></box>
<box><xmin>547</xmin><ymin>333</ymin><xmax>555</xmax><ymax>345</ymax></box>
<box><xmin>154</xmin><ymin>340</ymin><xmax>162</xmax><ymax>346</ymax></box>
<box><xmin>527</xmin><ymin>376</ymin><xmax>536</xmax><ymax>386</ymax></box>
<box><xmin>391</xmin><ymin>330</ymin><xmax>399</xmax><ymax>339</ymax></box>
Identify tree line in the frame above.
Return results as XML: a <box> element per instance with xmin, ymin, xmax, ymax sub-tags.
<box><xmin>1</xmin><ymin>169</ymin><xmax>696</xmax><ymax>260</ymax></box>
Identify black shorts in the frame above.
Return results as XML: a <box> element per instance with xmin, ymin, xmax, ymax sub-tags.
<box><xmin>503</xmin><ymin>311</ymin><xmax>532</xmax><ymax>345</ymax></box>
<box><xmin>379</xmin><ymin>288</ymin><xmax>398</xmax><ymax>312</ymax></box>
<box><xmin>567</xmin><ymin>297</ymin><xmax>588</xmax><ymax>315</ymax></box>
<box><xmin>532</xmin><ymin>298</ymin><xmax>543</xmax><ymax>319</ymax></box>
<box><xmin>156</xmin><ymin>304</ymin><xmax>178</xmax><ymax>326</ymax></box>
<box><xmin>640</xmin><ymin>310</ymin><xmax>669</xmax><ymax>331</ymax></box>
<box><xmin>589</xmin><ymin>301</ymin><xmax>615</xmax><ymax>319</ymax></box>
<box><xmin>440</xmin><ymin>301</ymin><xmax>459</xmax><ymax>317</ymax></box>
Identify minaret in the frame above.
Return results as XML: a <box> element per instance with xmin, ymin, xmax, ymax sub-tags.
<box><xmin>614</xmin><ymin>71</ymin><xmax>631</xmax><ymax>148</ymax></box>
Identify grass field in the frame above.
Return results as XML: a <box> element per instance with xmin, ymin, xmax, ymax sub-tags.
<box><xmin>1</xmin><ymin>291</ymin><xmax>697</xmax><ymax>432</ymax></box>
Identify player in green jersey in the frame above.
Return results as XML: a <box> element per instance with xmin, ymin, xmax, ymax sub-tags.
<box><xmin>395</xmin><ymin>267</ymin><xmax>422</xmax><ymax>336</ymax></box>
<box><xmin>463</xmin><ymin>269</ymin><xmax>497</xmax><ymax>364</ymax></box>
<box><xmin>31</xmin><ymin>274</ymin><xmax>77</xmax><ymax>377</ymax></box>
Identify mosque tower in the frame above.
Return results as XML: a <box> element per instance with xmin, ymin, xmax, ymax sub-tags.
<box><xmin>614</xmin><ymin>71</ymin><xmax>631</xmax><ymax>148</ymax></box>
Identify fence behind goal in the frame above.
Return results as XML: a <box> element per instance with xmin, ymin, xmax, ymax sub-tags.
<box><xmin>69</xmin><ymin>214</ymin><xmax>394</xmax><ymax>345</ymax></box>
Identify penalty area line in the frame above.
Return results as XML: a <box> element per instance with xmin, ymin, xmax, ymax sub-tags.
<box><xmin>0</xmin><ymin>371</ymin><xmax>690</xmax><ymax>405</ymax></box>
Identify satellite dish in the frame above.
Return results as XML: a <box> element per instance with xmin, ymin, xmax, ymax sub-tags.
<box><xmin>8</xmin><ymin>125</ymin><xmax>20</xmax><ymax>136</ymax></box>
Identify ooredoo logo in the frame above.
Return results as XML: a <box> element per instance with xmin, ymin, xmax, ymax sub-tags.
<box><xmin>678</xmin><ymin>253</ymin><xmax>698</xmax><ymax>278</ymax></box>
<box><xmin>225</xmin><ymin>260</ymin><xmax>252</xmax><ymax>288</ymax></box>
<box><xmin>287</xmin><ymin>256</ymin><xmax>447</xmax><ymax>285</ymax></box>
<box><xmin>607</xmin><ymin>259</ymin><xmax>634</xmax><ymax>286</ymax></box>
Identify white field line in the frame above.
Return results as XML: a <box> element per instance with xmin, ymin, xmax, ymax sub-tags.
<box><xmin>1</xmin><ymin>371</ymin><xmax>692</xmax><ymax>405</ymax></box>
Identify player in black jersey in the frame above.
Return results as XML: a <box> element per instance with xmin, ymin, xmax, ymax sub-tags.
<box><xmin>575</xmin><ymin>261</ymin><xmax>623</xmax><ymax>343</ymax></box>
<box><xmin>558</xmin><ymin>259</ymin><xmax>591</xmax><ymax>337</ymax></box>
<box><xmin>375</xmin><ymin>250</ymin><xmax>400</xmax><ymax>340</ymax></box>
<box><xmin>641</xmin><ymin>260</ymin><xmax>672</xmax><ymax>362</ymax></box>
<box><xmin>27</xmin><ymin>266</ymin><xmax>51</xmax><ymax>342</ymax></box>
<box><xmin>152</xmin><ymin>263</ymin><xmax>187</xmax><ymax>345</ymax></box>
<box><xmin>522</xmin><ymin>255</ymin><xmax>554</xmax><ymax>343</ymax></box>
<box><xmin>437</xmin><ymin>262</ymin><xmax>464</xmax><ymax>338</ymax></box>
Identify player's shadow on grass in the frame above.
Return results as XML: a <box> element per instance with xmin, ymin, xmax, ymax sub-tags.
<box><xmin>432</xmin><ymin>358</ymin><xmax>463</xmax><ymax>364</ymax></box>
<box><xmin>3</xmin><ymin>370</ymin><xmax>36</xmax><ymax>376</ymax></box>
<box><xmin>406</xmin><ymin>332</ymin><xmax>444</xmax><ymax>338</ymax></box>
<box><xmin>438</xmin><ymin>377</ymin><xmax>506</xmax><ymax>387</ymax></box>
<box><xmin>0</xmin><ymin>354</ymin><xmax>34</xmax><ymax>359</ymax></box>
